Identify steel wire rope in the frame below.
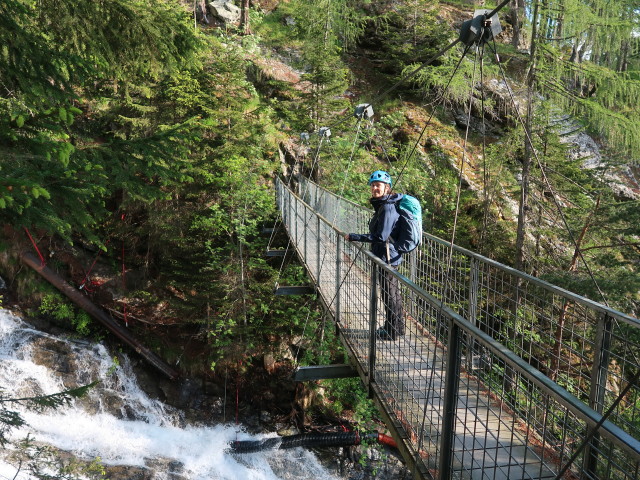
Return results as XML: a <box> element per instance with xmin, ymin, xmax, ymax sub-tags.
<box><xmin>238</xmin><ymin>195</ymin><xmax>249</xmax><ymax>327</ymax></box>
<box><xmin>273</xmin><ymin>134</ymin><xmax>327</xmax><ymax>282</ymax></box>
<box><xmin>487</xmin><ymin>38</ymin><xmax>608</xmax><ymax>306</ymax></box>
<box><xmin>265</xmin><ymin>148</ymin><xmax>309</xmax><ymax>251</ymax></box>
<box><xmin>388</xmin><ymin>0</ymin><xmax>511</xmax><ymax>192</ymax></box>
<box><xmin>298</xmin><ymin>38</ymin><xmax>463</xmax><ymax>150</ymax></box>
<box><xmin>280</xmin><ymin>6</ymin><xmax>538</xmax><ymax>472</ymax></box>
<box><xmin>553</xmin><ymin>368</ymin><xmax>640</xmax><ymax>479</ymax></box>
<box><xmin>389</xmin><ymin>40</ymin><xmax>472</xmax><ymax>191</ymax></box>
<box><xmin>262</xmin><ymin>118</ymin><xmax>364</xmax><ymax>369</ymax></box>
<box><xmin>470</xmin><ymin>34</ymin><xmax>640</xmax><ymax>480</ymax></box>
<box><xmin>308</xmin><ymin>2</ymin><xmax>593</xmax><ymax>473</ymax></box>
<box><xmin>228</xmin><ymin>169</ymin><xmax>278</xmax><ymax>436</ymax></box>
<box><xmin>282</xmin><ymin>47</ymin><xmax>484</xmax><ymax>454</ymax></box>
<box><xmin>305</xmin><ymin>39</ymin><xmax>478</xmax><ymax>360</ymax></box>
<box><xmin>415</xmin><ymin>41</ymin><xmax>482</xmax><ymax>457</ymax></box>
<box><xmin>276</xmin><ymin>0</ymin><xmax>521</xmax><ymax>461</ymax></box>
<box><xmin>494</xmin><ymin>39</ymin><xmax>640</xmax><ymax>422</ymax></box>
<box><xmin>293</xmin><ymin>119</ymin><xmax>366</xmax><ymax>363</ymax></box>
<box><xmin>311</xmin><ymin>42</ymin><xmax>474</xmax><ymax>346</ymax></box>
<box><xmin>485</xmin><ymin>37</ymin><xmax>640</xmax><ymax>478</ymax></box>
<box><xmin>479</xmin><ymin>41</ymin><xmax>490</xmax><ymax>254</ymax></box>
<box><xmin>253</xmin><ymin>134</ymin><xmax>331</xmax><ymax>346</ymax></box>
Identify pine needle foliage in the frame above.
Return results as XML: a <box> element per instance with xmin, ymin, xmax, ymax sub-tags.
<box><xmin>0</xmin><ymin>0</ymin><xmax>206</xmax><ymax>244</ymax></box>
<box><xmin>530</xmin><ymin>0</ymin><xmax>640</xmax><ymax>157</ymax></box>
<box><xmin>0</xmin><ymin>382</ymin><xmax>98</xmax><ymax>447</ymax></box>
<box><xmin>360</xmin><ymin>0</ymin><xmax>450</xmax><ymax>81</ymax></box>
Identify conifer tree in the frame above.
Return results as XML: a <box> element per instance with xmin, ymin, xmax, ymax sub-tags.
<box><xmin>0</xmin><ymin>0</ymin><xmax>204</xmax><ymax>244</ymax></box>
<box><xmin>520</xmin><ymin>0</ymin><xmax>638</xmax><ymax>280</ymax></box>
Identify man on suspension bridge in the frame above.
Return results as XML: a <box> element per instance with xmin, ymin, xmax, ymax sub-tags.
<box><xmin>345</xmin><ymin>171</ymin><xmax>405</xmax><ymax>341</ymax></box>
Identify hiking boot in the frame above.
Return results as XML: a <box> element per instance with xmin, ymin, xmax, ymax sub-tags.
<box><xmin>376</xmin><ymin>328</ymin><xmax>395</xmax><ymax>341</ymax></box>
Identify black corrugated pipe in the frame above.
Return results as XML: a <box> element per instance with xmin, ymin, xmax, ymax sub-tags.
<box><xmin>229</xmin><ymin>431</ymin><xmax>397</xmax><ymax>454</ymax></box>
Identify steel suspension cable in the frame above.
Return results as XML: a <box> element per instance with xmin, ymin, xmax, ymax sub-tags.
<box><xmin>297</xmin><ymin>37</ymin><xmax>463</xmax><ymax>152</ymax></box>
<box><xmin>256</xmin><ymin>130</ymin><xmax>339</xmax><ymax>344</ymax></box>
<box><xmin>266</xmin><ymin>148</ymin><xmax>305</xmax><ymax>251</ymax></box>
<box><xmin>487</xmin><ymin>38</ymin><xmax>609</xmax><ymax>306</ymax></box>
<box><xmin>237</xmin><ymin>137</ymin><xmax>324</xmax><ymax>344</ymax></box>
<box><xmin>274</xmin><ymin>134</ymin><xmax>329</xmax><ymax>283</ymax></box>
<box><xmin>294</xmin><ymin>119</ymin><xmax>366</xmax><ymax>363</ymax></box>
<box><xmin>302</xmin><ymin>37</ymin><xmax>482</xmax><ymax>340</ymax></box>
<box><xmin>299</xmin><ymin>0</ymin><xmax>513</xmax><ymax>156</ymax></box>
<box><xmin>479</xmin><ymin>42</ymin><xmax>490</xmax><ymax>254</ymax></box>
<box><xmin>417</xmin><ymin>41</ymin><xmax>482</xmax><ymax>455</ymax></box>
<box><xmin>392</xmin><ymin>42</ymin><xmax>474</xmax><ymax>191</ymax></box>
<box><xmin>303</xmin><ymin>43</ymin><xmax>479</xmax><ymax>358</ymax></box>
<box><xmin>485</xmin><ymin>37</ymin><xmax>640</xmax><ymax>478</ymax></box>
<box><xmin>449</xmin><ymin>44</ymin><xmax>480</xmax><ymax>251</ymax></box>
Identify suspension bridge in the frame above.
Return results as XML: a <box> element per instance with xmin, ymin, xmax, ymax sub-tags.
<box><xmin>271</xmin><ymin>175</ymin><xmax>640</xmax><ymax>480</ymax></box>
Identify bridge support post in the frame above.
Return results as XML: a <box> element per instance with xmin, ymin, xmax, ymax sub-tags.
<box><xmin>439</xmin><ymin>319</ymin><xmax>462</xmax><ymax>479</ymax></box>
<box><xmin>468</xmin><ymin>259</ymin><xmax>479</xmax><ymax>327</ymax></box>
<box><xmin>584</xmin><ymin>312</ymin><xmax>613</xmax><ymax>476</ymax></box>
<box><xmin>295</xmin><ymin>195</ymin><xmax>299</xmax><ymax>254</ymax></box>
<box><xmin>367</xmin><ymin>264</ymin><xmax>378</xmax><ymax>398</ymax></box>
<box><xmin>314</xmin><ymin>181</ymin><xmax>318</xmax><ymax>209</ymax></box>
<box><xmin>316</xmin><ymin>215</ymin><xmax>321</xmax><ymax>280</ymax></box>
<box><xmin>303</xmin><ymin>205</ymin><xmax>307</xmax><ymax>264</ymax></box>
<box><xmin>286</xmin><ymin>183</ymin><xmax>291</xmax><ymax>236</ymax></box>
<box><xmin>467</xmin><ymin>258</ymin><xmax>480</xmax><ymax>371</ymax></box>
<box><xmin>335</xmin><ymin>234</ymin><xmax>341</xmax><ymax>326</ymax></box>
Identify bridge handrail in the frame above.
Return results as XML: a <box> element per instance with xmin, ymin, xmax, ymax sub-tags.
<box><xmin>278</xmin><ymin>176</ymin><xmax>640</xmax><ymax>479</ymax></box>
<box><xmin>298</xmin><ymin>176</ymin><xmax>639</xmax><ymax>328</ymax></box>
<box><xmin>353</xmin><ymin>245</ymin><xmax>640</xmax><ymax>459</ymax></box>
<box><xmin>285</xmin><ymin>175</ymin><xmax>640</xmax><ymax>453</ymax></box>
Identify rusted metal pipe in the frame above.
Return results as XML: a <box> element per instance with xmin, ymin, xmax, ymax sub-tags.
<box><xmin>21</xmin><ymin>251</ymin><xmax>179</xmax><ymax>380</ymax></box>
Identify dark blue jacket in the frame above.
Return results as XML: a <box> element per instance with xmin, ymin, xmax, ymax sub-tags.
<box><xmin>348</xmin><ymin>193</ymin><xmax>403</xmax><ymax>266</ymax></box>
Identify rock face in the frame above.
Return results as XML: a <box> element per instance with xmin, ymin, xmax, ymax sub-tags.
<box><xmin>555</xmin><ymin>115</ymin><xmax>602</xmax><ymax>167</ymax></box>
<box><xmin>555</xmin><ymin>115</ymin><xmax>639</xmax><ymax>200</ymax></box>
<box><xmin>207</xmin><ymin>0</ymin><xmax>241</xmax><ymax>26</ymax></box>
<box><xmin>483</xmin><ymin>79</ymin><xmax>640</xmax><ymax>201</ymax></box>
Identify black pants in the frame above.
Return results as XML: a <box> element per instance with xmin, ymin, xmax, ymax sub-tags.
<box><xmin>379</xmin><ymin>266</ymin><xmax>404</xmax><ymax>338</ymax></box>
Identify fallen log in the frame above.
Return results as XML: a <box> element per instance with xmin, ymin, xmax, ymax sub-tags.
<box><xmin>21</xmin><ymin>251</ymin><xmax>179</xmax><ymax>381</ymax></box>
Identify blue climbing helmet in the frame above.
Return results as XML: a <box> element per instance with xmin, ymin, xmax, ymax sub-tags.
<box><xmin>368</xmin><ymin>170</ymin><xmax>392</xmax><ymax>187</ymax></box>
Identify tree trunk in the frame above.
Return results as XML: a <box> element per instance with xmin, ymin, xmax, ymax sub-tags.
<box><xmin>510</xmin><ymin>0</ymin><xmax>525</xmax><ymax>49</ymax></box>
<box><xmin>21</xmin><ymin>252</ymin><xmax>179</xmax><ymax>380</ymax></box>
<box><xmin>515</xmin><ymin>0</ymin><xmax>540</xmax><ymax>272</ymax></box>
<box><xmin>240</xmin><ymin>0</ymin><xmax>250</xmax><ymax>35</ymax></box>
<box><xmin>548</xmin><ymin>195</ymin><xmax>601</xmax><ymax>381</ymax></box>
<box><xmin>617</xmin><ymin>40</ymin><xmax>629</xmax><ymax>72</ymax></box>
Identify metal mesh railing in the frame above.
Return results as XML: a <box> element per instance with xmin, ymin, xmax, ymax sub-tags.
<box><xmin>278</xmin><ymin>176</ymin><xmax>640</xmax><ymax>480</ymax></box>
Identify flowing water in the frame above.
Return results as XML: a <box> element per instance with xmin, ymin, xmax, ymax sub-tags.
<box><xmin>0</xmin><ymin>308</ymin><xmax>339</xmax><ymax>480</ymax></box>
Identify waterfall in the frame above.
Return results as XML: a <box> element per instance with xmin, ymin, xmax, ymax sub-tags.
<box><xmin>0</xmin><ymin>309</ymin><xmax>339</xmax><ymax>480</ymax></box>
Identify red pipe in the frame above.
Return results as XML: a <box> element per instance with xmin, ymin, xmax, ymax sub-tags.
<box><xmin>375</xmin><ymin>432</ymin><xmax>398</xmax><ymax>448</ymax></box>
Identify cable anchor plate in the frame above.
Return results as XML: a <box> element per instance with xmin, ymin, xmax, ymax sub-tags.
<box><xmin>459</xmin><ymin>10</ymin><xmax>502</xmax><ymax>47</ymax></box>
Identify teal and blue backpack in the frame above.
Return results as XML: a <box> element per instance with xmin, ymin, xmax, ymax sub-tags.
<box><xmin>391</xmin><ymin>195</ymin><xmax>423</xmax><ymax>254</ymax></box>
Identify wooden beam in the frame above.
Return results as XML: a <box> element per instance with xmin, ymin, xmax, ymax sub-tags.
<box><xmin>21</xmin><ymin>251</ymin><xmax>179</xmax><ymax>381</ymax></box>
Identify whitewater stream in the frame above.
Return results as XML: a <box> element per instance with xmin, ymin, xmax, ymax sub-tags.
<box><xmin>0</xmin><ymin>308</ymin><xmax>340</xmax><ymax>480</ymax></box>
